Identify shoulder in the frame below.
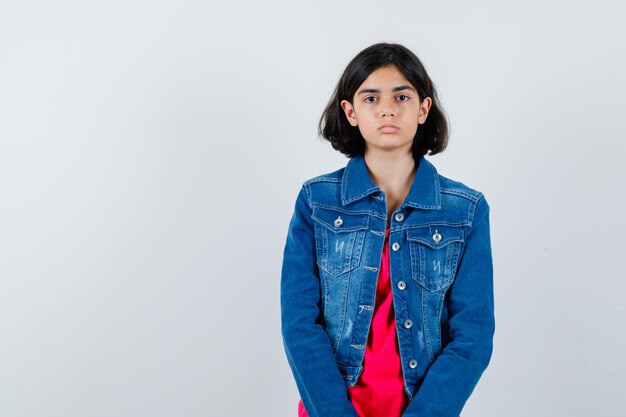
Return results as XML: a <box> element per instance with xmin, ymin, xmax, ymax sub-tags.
<box><xmin>300</xmin><ymin>164</ymin><xmax>346</xmax><ymax>200</ymax></box>
<box><xmin>302</xmin><ymin>166</ymin><xmax>345</xmax><ymax>186</ymax></box>
<box><xmin>292</xmin><ymin>164</ymin><xmax>346</xmax><ymax>208</ymax></box>
<box><xmin>432</xmin><ymin>163</ymin><xmax>490</xmax><ymax>225</ymax></box>
<box><xmin>438</xmin><ymin>172</ymin><xmax>485</xmax><ymax>204</ymax></box>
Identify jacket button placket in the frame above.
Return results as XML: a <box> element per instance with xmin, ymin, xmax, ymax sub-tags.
<box><xmin>391</xmin><ymin>211</ymin><xmax>416</xmax><ymax>381</ymax></box>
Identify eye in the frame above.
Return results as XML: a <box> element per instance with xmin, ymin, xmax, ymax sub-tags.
<box><xmin>397</xmin><ymin>94</ymin><xmax>410</xmax><ymax>101</ymax></box>
<box><xmin>364</xmin><ymin>96</ymin><xmax>378</xmax><ymax>103</ymax></box>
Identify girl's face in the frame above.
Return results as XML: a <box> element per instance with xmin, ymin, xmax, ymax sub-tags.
<box><xmin>340</xmin><ymin>65</ymin><xmax>431</xmax><ymax>156</ymax></box>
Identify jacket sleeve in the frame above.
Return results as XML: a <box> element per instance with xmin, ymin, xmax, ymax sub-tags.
<box><xmin>280</xmin><ymin>184</ymin><xmax>359</xmax><ymax>417</ymax></box>
<box><xmin>402</xmin><ymin>195</ymin><xmax>495</xmax><ymax>417</ymax></box>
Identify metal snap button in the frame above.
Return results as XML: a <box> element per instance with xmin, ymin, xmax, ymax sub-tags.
<box><xmin>394</xmin><ymin>212</ymin><xmax>405</xmax><ymax>222</ymax></box>
<box><xmin>334</xmin><ymin>216</ymin><xmax>343</xmax><ymax>227</ymax></box>
<box><xmin>432</xmin><ymin>229</ymin><xmax>442</xmax><ymax>243</ymax></box>
<box><xmin>404</xmin><ymin>319</ymin><xmax>413</xmax><ymax>329</ymax></box>
<box><xmin>409</xmin><ymin>359</ymin><xmax>418</xmax><ymax>369</ymax></box>
<box><xmin>391</xmin><ymin>242</ymin><xmax>400</xmax><ymax>251</ymax></box>
<box><xmin>397</xmin><ymin>280</ymin><xmax>406</xmax><ymax>290</ymax></box>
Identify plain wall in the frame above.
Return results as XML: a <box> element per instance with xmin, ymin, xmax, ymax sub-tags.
<box><xmin>1</xmin><ymin>1</ymin><xmax>624</xmax><ymax>416</ymax></box>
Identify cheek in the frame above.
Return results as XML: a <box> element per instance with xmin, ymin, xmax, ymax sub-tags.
<box><xmin>406</xmin><ymin>109</ymin><xmax>418</xmax><ymax>119</ymax></box>
<box><xmin>355</xmin><ymin>114</ymin><xmax>374</xmax><ymax>128</ymax></box>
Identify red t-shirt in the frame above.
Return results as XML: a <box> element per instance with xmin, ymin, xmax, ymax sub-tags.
<box><xmin>299</xmin><ymin>227</ymin><xmax>409</xmax><ymax>417</ymax></box>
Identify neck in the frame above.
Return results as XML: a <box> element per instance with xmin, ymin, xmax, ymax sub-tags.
<box><xmin>363</xmin><ymin>149</ymin><xmax>417</xmax><ymax>201</ymax></box>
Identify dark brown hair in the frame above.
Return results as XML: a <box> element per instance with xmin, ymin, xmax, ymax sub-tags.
<box><xmin>318</xmin><ymin>43</ymin><xmax>449</xmax><ymax>160</ymax></box>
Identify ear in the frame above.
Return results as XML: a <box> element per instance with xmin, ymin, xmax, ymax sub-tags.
<box><xmin>340</xmin><ymin>99</ymin><xmax>358</xmax><ymax>127</ymax></box>
<box><xmin>418</xmin><ymin>97</ymin><xmax>432</xmax><ymax>125</ymax></box>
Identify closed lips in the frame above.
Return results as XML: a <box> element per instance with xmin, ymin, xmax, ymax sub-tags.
<box><xmin>379</xmin><ymin>124</ymin><xmax>399</xmax><ymax>132</ymax></box>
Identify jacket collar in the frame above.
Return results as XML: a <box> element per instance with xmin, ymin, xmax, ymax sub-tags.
<box><xmin>341</xmin><ymin>154</ymin><xmax>441</xmax><ymax>209</ymax></box>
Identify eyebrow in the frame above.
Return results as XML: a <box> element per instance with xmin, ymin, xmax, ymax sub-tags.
<box><xmin>357</xmin><ymin>85</ymin><xmax>416</xmax><ymax>95</ymax></box>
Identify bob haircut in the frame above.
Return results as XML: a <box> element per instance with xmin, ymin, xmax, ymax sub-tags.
<box><xmin>319</xmin><ymin>42</ymin><xmax>449</xmax><ymax>160</ymax></box>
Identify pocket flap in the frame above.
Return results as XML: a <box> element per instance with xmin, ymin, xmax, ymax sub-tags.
<box><xmin>406</xmin><ymin>225</ymin><xmax>464</xmax><ymax>249</ymax></box>
<box><xmin>312</xmin><ymin>207</ymin><xmax>370</xmax><ymax>232</ymax></box>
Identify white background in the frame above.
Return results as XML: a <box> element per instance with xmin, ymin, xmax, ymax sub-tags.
<box><xmin>1</xmin><ymin>1</ymin><xmax>624</xmax><ymax>416</ymax></box>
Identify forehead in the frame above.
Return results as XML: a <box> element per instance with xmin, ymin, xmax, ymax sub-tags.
<box><xmin>358</xmin><ymin>65</ymin><xmax>413</xmax><ymax>89</ymax></box>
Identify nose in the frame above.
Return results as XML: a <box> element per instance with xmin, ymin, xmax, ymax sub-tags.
<box><xmin>379</xmin><ymin>97</ymin><xmax>396</xmax><ymax>118</ymax></box>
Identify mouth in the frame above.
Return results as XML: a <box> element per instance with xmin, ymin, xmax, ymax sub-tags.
<box><xmin>378</xmin><ymin>124</ymin><xmax>399</xmax><ymax>133</ymax></box>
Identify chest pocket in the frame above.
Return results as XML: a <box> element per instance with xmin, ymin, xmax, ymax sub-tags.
<box><xmin>312</xmin><ymin>207</ymin><xmax>370</xmax><ymax>277</ymax></box>
<box><xmin>407</xmin><ymin>225</ymin><xmax>465</xmax><ymax>292</ymax></box>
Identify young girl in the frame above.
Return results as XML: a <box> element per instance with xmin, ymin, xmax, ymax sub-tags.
<box><xmin>280</xmin><ymin>43</ymin><xmax>494</xmax><ymax>417</ymax></box>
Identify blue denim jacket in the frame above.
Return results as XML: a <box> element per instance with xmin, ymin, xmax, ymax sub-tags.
<box><xmin>280</xmin><ymin>154</ymin><xmax>494</xmax><ymax>417</ymax></box>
